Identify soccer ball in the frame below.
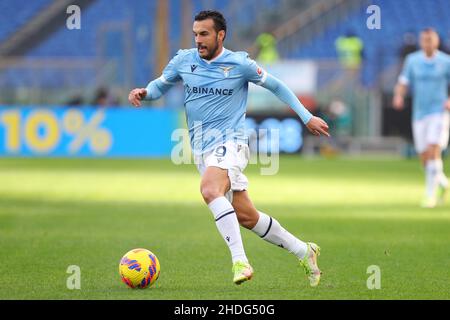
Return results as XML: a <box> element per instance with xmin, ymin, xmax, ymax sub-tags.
<box><xmin>119</xmin><ymin>248</ymin><xmax>160</xmax><ymax>289</ymax></box>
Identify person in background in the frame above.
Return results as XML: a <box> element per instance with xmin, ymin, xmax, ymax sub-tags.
<box><xmin>335</xmin><ymin>30</ymin><xmax>364</xmax><ymax>71</ymax></box>
<box><xmin>255</xmin><ymin>32</ymin><xmax>279</xmax><ymax>64</ymax></box>
<box><xmin>393</xmin><ymin>28</ymin><xmax>450</xmax><ymax>208</ymax></box>
<box><xmin>93</xmin><ymin>87</ymin><xmax>110</xmax><ymax>106</ymax></box>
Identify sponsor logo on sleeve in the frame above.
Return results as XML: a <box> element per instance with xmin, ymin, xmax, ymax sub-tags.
<box><xmin>257</xmin><ymin>66</ymin><xmax>265</xmax><ymax>77</ymax></box>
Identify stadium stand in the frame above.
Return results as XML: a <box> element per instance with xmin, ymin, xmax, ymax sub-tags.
<box><xmin>0</xmin><ymin>0</ymin><xmax>281</xmax><ymax>91</ymax></box>
<box><xmin>1</xmin><ymin>0</ymin><xmax>449</xmax><ymax>99</ymax></box>
<box><xmin>0</xmin><ymin>0</ymin><xmax>53</xmax><ymax>42</ymax></box>
<box><xmin>284</xmin><ymin>0</ymin><xmax>450</xmax><ymax>86</ymax></box>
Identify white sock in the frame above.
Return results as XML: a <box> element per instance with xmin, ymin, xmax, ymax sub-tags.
<box><xmin>435</xmin><ymin>159</ymin><xmax>449</xmax><ymax>187</ymax></box>
<box><xmin>208</xmin><ymin>197</ymin><xmax>248</xmax><ymax>264</ymax></box>
<box><xmin>425</xmin><ymin>160</ymin><xmax>440</xmax><ymax>197</ymax></box>
<box><xmin>251</xmin><ymin>211</ymin><xmax>308</xmax><ymax>259</ymax></box>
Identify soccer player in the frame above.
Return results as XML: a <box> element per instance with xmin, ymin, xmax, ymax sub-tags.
<box><xmin>393</xmin><ymin>28</ymin><xmax>450</xmax><ymax>208</ymax></box>
<box><xmin>129</xmin><ymin>10</ymin><xmax>329</xmax><ymax>286</ymax></box>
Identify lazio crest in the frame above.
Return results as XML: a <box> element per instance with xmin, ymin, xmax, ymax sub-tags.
<box><xmin>219</xmin><ymin>66</ymin><xmax>234</xmax><ymax>77</ymax></box>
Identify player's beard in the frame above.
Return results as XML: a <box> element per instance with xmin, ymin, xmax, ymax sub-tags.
<box><xmin>199</xmin><ymin>36</ymin><xmax>220</xmax><ymax>60</ymax></box>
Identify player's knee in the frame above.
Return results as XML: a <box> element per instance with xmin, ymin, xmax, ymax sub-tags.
<box><xmin>430</xmin><ymin>147</ymin><xmax>440</xmax><ymax>160</ymax></box>
<box><xmin>200</xmin><ymin>185</ymin><xmax>224</xmax><ymax>204</ymax></box>
<box><xmin>421</xmin><ymin>150</ymin><xmax>431</xmax><ymax>163</ymax></box>
<box><xmin>424</xmin><ymin>146</ymin><xmax>440</xmax><ymax>161</ymax></box>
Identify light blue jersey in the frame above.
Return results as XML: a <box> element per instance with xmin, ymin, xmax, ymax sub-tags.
<box><xmin>399</xmin><ymin>50</ymin><xmax>450</xmax><ymax>121</ymax></box>
<box><xmin>145</xmin><ymin>48</ymin><xmax>313</xmax><ymax>154</ymax></box>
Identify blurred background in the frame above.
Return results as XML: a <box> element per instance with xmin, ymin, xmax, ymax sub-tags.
<box><xmin>0</xmin><ymin>0</ymin><xmax>449</xmax><ymax>158</ymax></box>
<box><xmin>1</xmin><ymin>0</ymin><xmax>450</xmax><ymax>300</ymax></box>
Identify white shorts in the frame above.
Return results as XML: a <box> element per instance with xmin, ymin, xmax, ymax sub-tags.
<box><xmin>412</xmin><ymin>112</ymin><xmax>450</xmax><ymax>154</ymax></box>
<box><xmin>195</xmin><ymin>140</ymin><xmax>250</xmax><ymax>202</ymax></box>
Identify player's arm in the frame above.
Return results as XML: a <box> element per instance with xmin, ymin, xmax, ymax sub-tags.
<box><xmin>128</xmin><ymin>77</ymin><xmax>175</xmax><ymax>107</ymax></box>
<box><xmin>446</xmin><ymin>60</ymin><xmax>450</xmax><ymax>111</ymax></box>
<box><xmin>243</xmin><ymin>57</ymin><xmax>329</xmax><ymax>137</ymax></box>
<box><xmin>447</xmin><ymin>86</ymin><xmax>450</xmax><ymax>110</ymax></box>
<box><xmin>393</xmin><ymin>82</ymin><xmax>408</xmax><ymax>110</ymax></box>
<box><xmin>260</xmin><ymin>74</ymin><xmax>329</xmax><ymax>137</ymax></box>
<box><xmin>128</xmin><ymin>51</ymin><xmax>183</xmax><ymax>107</ymax></box>
<box><xmin>393</xmin><ymin>56</ymin><xmax>412</xmax><ymax>110</ymax></box>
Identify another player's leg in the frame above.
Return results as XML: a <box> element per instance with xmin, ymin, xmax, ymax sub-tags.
<box><xmin>420</xmin><ymin>113</ymin><xmax>450</xmax><ymax>207</ymax></box>
<box><xmin>436</xmin><ymin>114</ymin><xmax>450</xmax><ymax>205</ymax></box>
<box><xmin>414</xmin><ymin>118</ymin><xmax>439</xmax><ymax>208</ymax></box>
<box><xmin>421</xmin><ymin>147</ymin><xmax>437</xmax><ymax>208</ymax></box>
<box><xmin>421</xmin><ymin>145</ymin><xmax>445</xmax><ymax>208</ymax></box>
<box><xmin>232</xmin><ymin>191</ymin><xmax>321</xmax><ymax>287</ymax></box>
<box><xmin>431</xmin><ymin>147</ymin><xmax>449</xmax><ymax>205</ymax></box>
<box><xmin>436</xmin><ymin>157</ymin><xmax>449</xmax><ymax>205</ymax></box>
<box><xmin>200</xmin><ymin>166</ymin><xmax>253</xmax><ymax>284</ymax></box>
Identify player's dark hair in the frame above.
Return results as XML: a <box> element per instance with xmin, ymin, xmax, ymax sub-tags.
<box><xmin>194</xmin><ymin>10</ymin><xmax>227</xmax><ymax>40</ymax></box>
<box><xmin>421</xmin><ymin>27</ymin><xmax>437</xmax><ymax>35</ymax></box>
<box><xmin>422</xmin><ymin>27</ymin><xmax>437</xmax><ymax>33</ymax></box>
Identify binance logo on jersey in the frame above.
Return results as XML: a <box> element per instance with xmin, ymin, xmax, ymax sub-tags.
<box><xmin>185</xmin><ymin>84</ymin><xmax>234</xmax><ymax>96</ymax></box>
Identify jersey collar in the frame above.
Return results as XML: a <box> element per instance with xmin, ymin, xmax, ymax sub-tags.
<box><xmin>422</xmin><ymin>50</ymin><xmax>438</xmax><ymax>61</ymax></box>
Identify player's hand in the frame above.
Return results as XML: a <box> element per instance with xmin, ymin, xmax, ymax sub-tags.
<box><xmin>128</xmin><ymin>88</ymin><xmax>147</xmax><ymax>107</ymax></box>
<box><xmin>392</xmin><ymin>94</ymin><xmax>404</xmax><ymax>110</ymax></box>
<box><xmin>445</xmin><ymin>99</ymin><xmax>450</xmax><ymax>111</ymax></box>
<box><xmin>306</xmin><ymin>116</ymin><xmax>330</xmax><ymax>137</ymax></box>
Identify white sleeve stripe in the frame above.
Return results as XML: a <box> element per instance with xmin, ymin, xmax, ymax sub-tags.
<box><xmin>256</xmin><ymin>70</ymin><xmax>268</xmax><ymax>86</ymax></box>
<box><xmin>159</xmin><ymin>75</ymin><xmax>176</xmax><ymax>85</ymax></box>
<box><xmin>398</xmin><ymin>75</ymin><xmax>409</xmax><ymax>85</ymax></box>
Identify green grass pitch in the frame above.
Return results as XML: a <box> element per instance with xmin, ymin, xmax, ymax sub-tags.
<box><xmin>0</xmin><ymin>156</ymin><xmax>449</xmax><ymax>299</ymax></box>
